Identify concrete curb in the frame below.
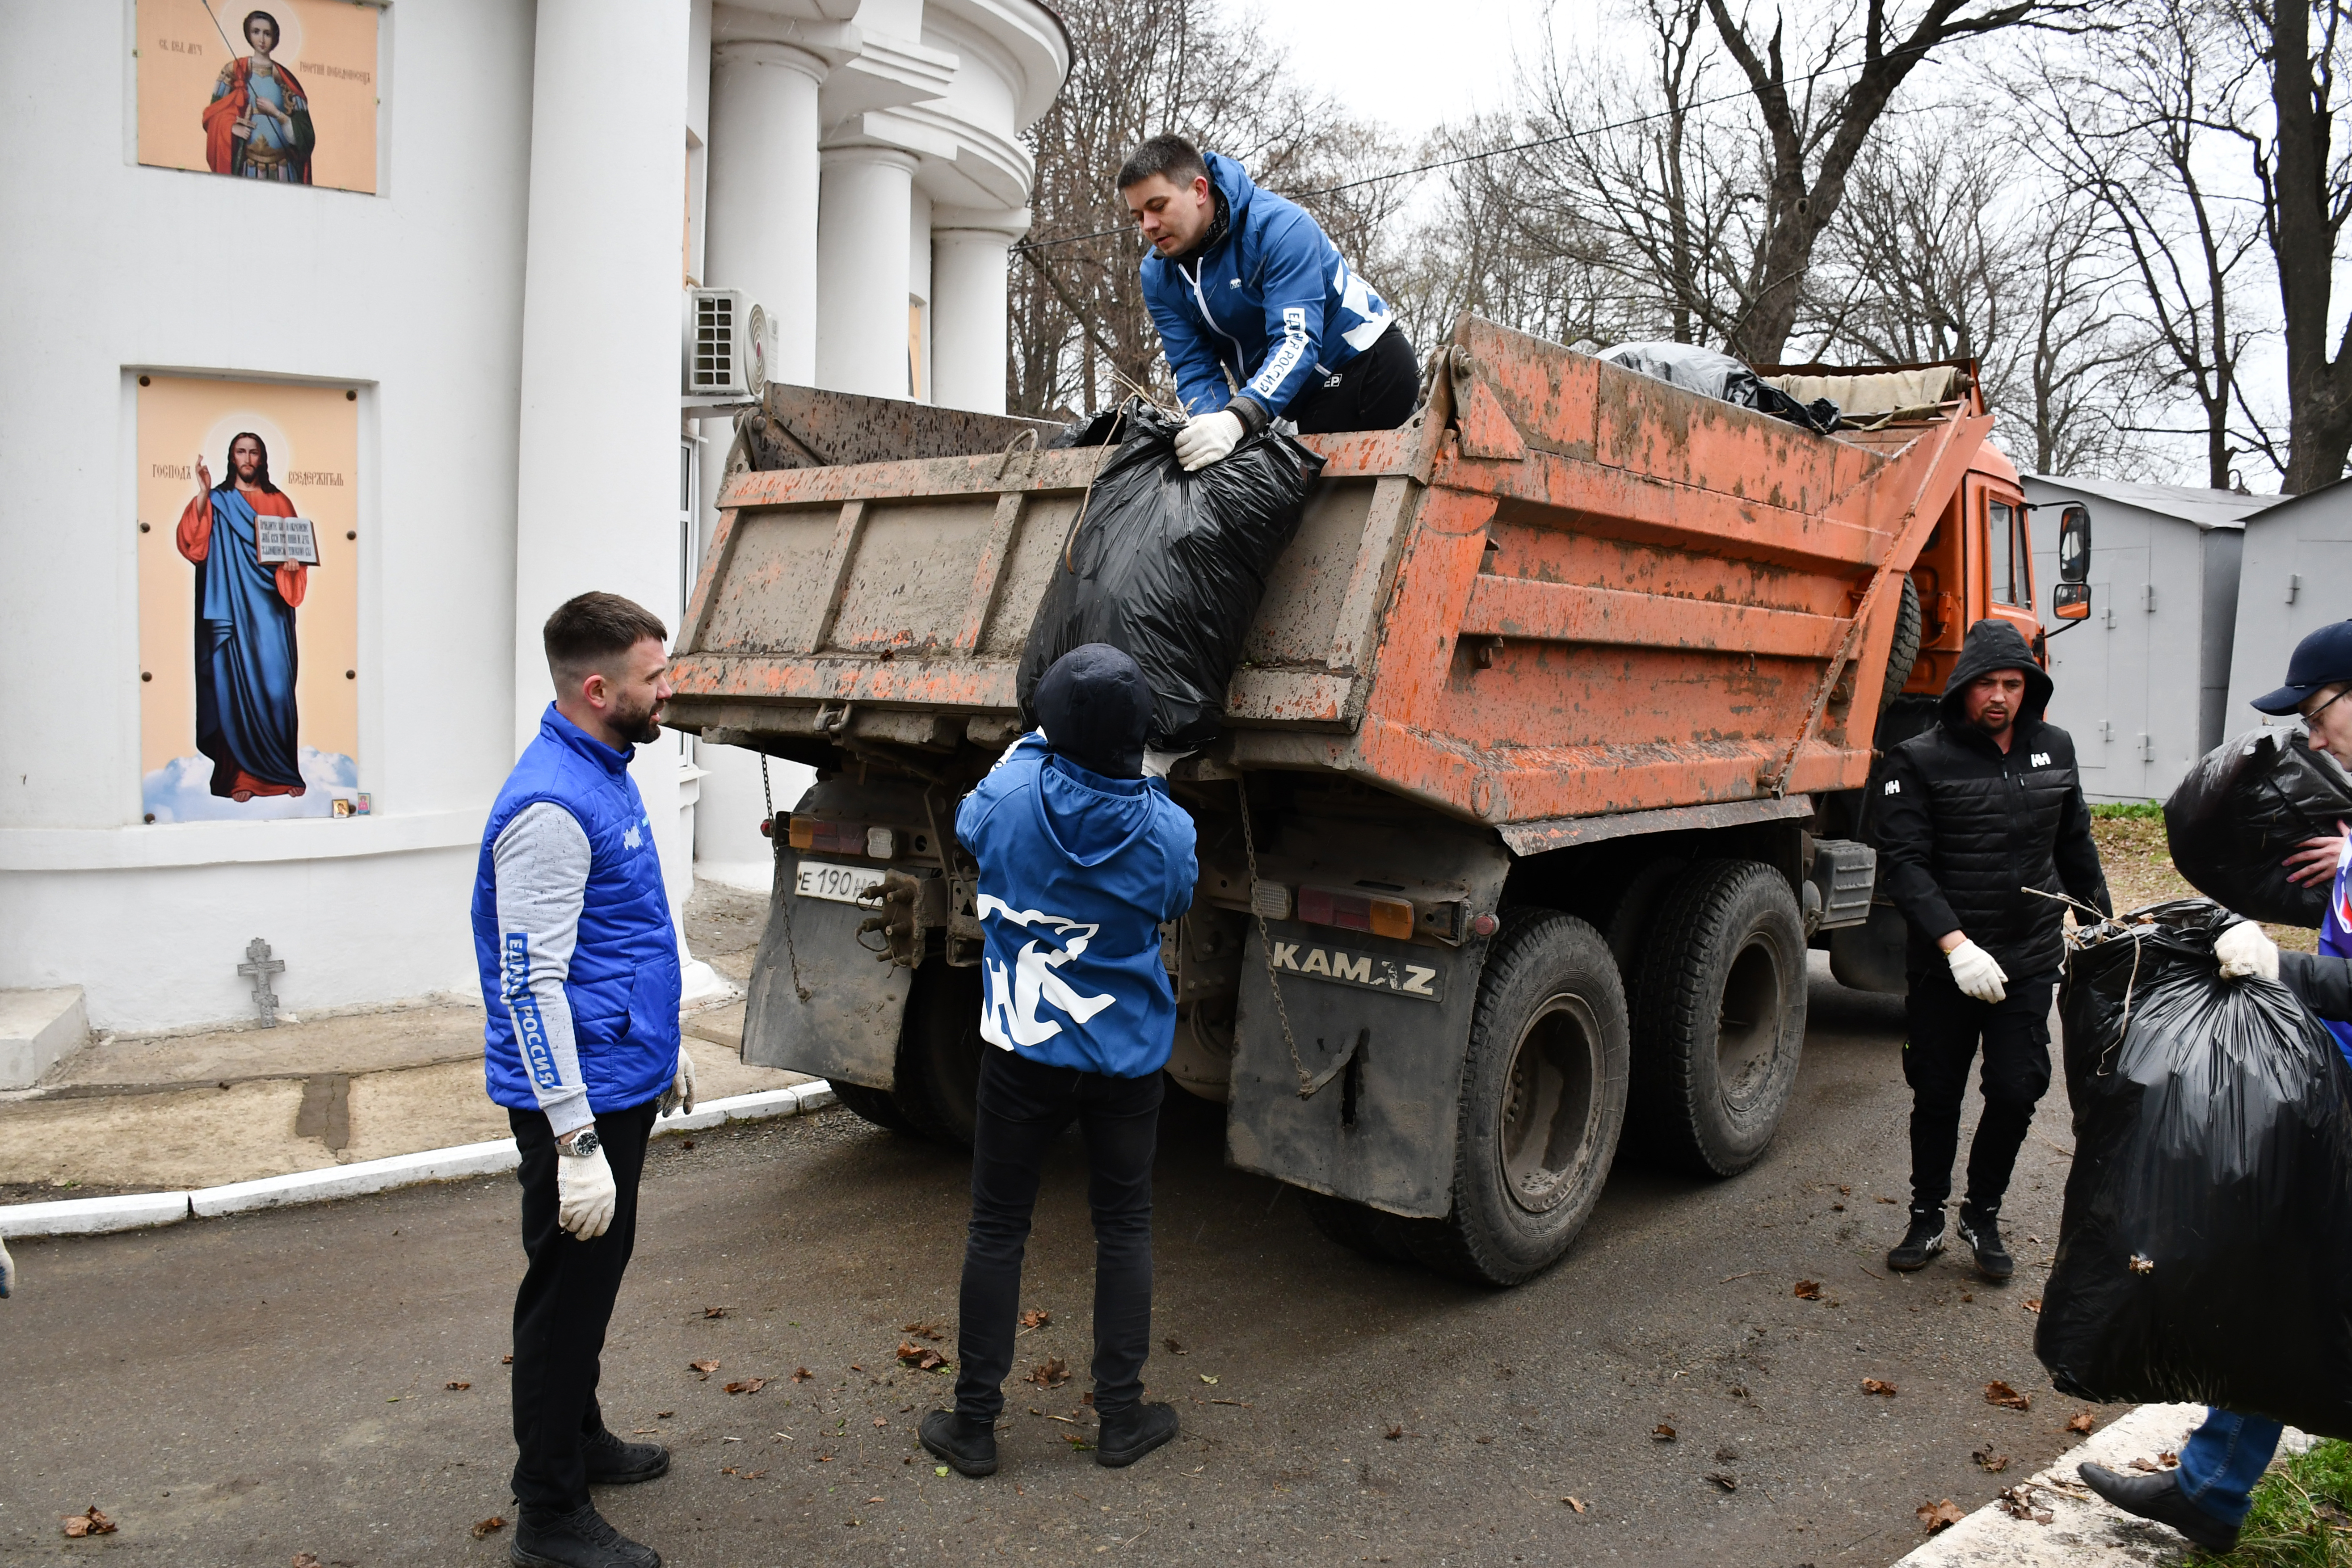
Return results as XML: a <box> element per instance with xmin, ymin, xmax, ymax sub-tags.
<box><xmin>0</xmin><ymin>1081</ymin><xmax>836</xmax><ymax>1238</ymax></box>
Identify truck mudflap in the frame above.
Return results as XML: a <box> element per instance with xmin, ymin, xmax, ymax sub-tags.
<box><xmin>1227</xmin><ymin>919</ymin><xmax>1489</xmax><ymax>1218</ymax></box>
<box><xmin>742</xmin><ymin>843</ymin><xmax>915</xmax><ymax>1090</ymax></box>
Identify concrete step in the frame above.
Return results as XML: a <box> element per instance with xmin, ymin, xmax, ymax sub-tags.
<box><xmin>0</xmin><ymin>987</ymin><xmax>87</xmax><ymax>1091</ymax></box>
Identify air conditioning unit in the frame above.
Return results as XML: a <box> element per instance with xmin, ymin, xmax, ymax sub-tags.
<box><xmin>683</xmin><ymin>289</ymin><xmax>770</xmax><ymax>399</ymax></box>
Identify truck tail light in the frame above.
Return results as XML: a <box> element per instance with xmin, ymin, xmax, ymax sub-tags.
<box><xmin>788</xmin><ymin>816</ymin><xmax>875</xmax><ymax>857</ymax></box>
<box><xmin>1298</xmin><ymin>886</ymin><xmax>1415</xmax><ymax>940</ymax></box>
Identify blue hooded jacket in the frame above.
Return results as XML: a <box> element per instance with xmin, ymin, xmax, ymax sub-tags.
<box><xmin>1140</xmin><ymin>151</ymin><xmax>1396</xmax><ymax>423</ymax></box>
<box><xmin>955</xmin><ymin>734</ymin><xmax>1198</xmax><ymax>1077</ymax></box>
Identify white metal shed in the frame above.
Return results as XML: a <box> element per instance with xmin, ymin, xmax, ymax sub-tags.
<box><xmin>2224</xmin><ymin>475</ymin><xmax>2352</xmax><ymax>720</ymax></box>
<box><xmin>2025</xmin><ymin>476</ymin><xmax>2280</xmax><ymax>803</ymax></box>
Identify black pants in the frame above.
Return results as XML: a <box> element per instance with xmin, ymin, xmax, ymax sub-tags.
<box><xmin>1287</xmin><ymin>325</ymin><xmax>1420</xmax><ymax>435</ymax></box>
<box><xmin>954</xmin><ymin>1049</ymin><xmax>1162</xmax><ymax>1423</ymax></box>
<box><xmin>1903</xmin><ymin>968</ymin><xmax>2054</xmax><ymax>1217</ymax></box>
<box><xmin>509</xmin><ymin>1098</ymin><xmax>657</xmax><ymax>1513</ymax></box>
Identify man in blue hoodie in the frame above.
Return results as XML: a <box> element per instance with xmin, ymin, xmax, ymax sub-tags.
<box><xmin>921</xmin><ymin>644</ymin><xmax>1199</xmax><ymax>1477</ymax></box>
<box><xmin>1119</xmin><ymin>134</ymin><xmax>1416</xmax><ymax>471</ymax></box>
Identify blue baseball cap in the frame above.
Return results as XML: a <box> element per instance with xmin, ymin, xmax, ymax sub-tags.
<box><xmin>2251</xmin><ymin>618</ymin><xmax>2352</xmax><ymax>714</ymax></box>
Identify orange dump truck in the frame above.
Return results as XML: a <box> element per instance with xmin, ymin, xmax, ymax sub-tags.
<box><xmin>667</xmin><ymin>314</ymin><xmax>2068</xmax><ymax>1284</ymax></box>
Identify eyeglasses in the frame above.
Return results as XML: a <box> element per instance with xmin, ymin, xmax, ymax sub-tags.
<box><xmin>2302</xmin><ymin>688</ymin><xmax>2349</xmax><ymax>725</ymax></box>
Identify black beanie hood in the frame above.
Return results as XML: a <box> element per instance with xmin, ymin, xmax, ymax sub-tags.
<box><xmin>1939</xmin><ymin>618</ymin><xmax>2051</xmax><ymax>729</ymax></box>
<box><xmin>1034</xmin><ymin>643</ymin><xmax>1152</xmax><ymax>780</ymax></box>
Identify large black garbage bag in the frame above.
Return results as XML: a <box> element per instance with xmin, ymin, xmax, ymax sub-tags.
<box><xmin>2165</xmin><ymin>725</ymin><xmax>2352</xmax><ymax>928</ymax></box>
<box><xmin>1017</xmin><ymin>400</ymin><xmax>1324</xmax><ymax>752</ymax></box>
<box><xmin>1595</xmin><ymin>341</ymin><xmax>1840</xmax><ymax>434</ymax></box>
<box><xmin>2036</xmin><ymin>899</ymin><xmax>2352</xmax><ymax>1435</ymax></box>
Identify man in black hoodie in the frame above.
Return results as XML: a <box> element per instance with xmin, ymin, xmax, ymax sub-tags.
<box><xmin>1870</xmin><ymin>619</ymin><xmax>2110</xmax><ymax>1279</ymax></box>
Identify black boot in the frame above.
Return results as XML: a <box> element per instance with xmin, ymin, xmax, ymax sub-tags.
<box><xmin>2079</xmin><ymin>1463</ymin><xmax>2240</xmax><ymax>1552</ymax></box>
<box><xmin>1886</xmin><ymin>1207</ymin><xmax>1946</xmax><ymax>1272</ymax></box>
<box><xmin>1956</xmin><ymin>1205</ymin><xmax>2014</xmax><ymax>1281</ymax></box>
<box><xmin>582</xmin><ymin>1427</ymin><xmax>669</xmax><ymax>1485</ymax></box>
<box><xmin>921</xmin><ymin>1410</ymin><xmax>999</xmax><ymax>1477</ymax></box>
<box><xmin>1094</xmin><ymin>1401</ymin><xmax>1179</xmax><ymax>1468</ymax></box>
<box><xmin>509</xmin><ymin>1503</ymin><xmax>661</xmax><ymax>1568</ymax></box>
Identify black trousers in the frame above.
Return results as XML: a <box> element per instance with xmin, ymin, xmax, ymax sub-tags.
<box><xmin>1287</xmin><ymin>325</ymin><xmax>1420</xmax><ymax>435</ymax></box>
<box><xmin>954</xmin><ymin>1049</ymin><xmax>1162</xmax><ymax>1423</ymax></box>
<box><xmin>509</xmin><ymin>1098</ymin><xmax>657</xmax><ymax>1513</ymax></box>
<box><xmin>1902</xmin><ymin>967</ymin><xmax>2054</xmax><ymax>1218</ymax></box>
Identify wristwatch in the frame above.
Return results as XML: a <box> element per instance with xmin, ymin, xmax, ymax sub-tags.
<box><xmin>560</xmin><ymin>1127</ymin><xmax>602</xmax><ymax>1158</ymax></box>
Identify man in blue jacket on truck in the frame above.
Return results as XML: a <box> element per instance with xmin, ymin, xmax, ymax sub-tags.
<box><xmin>1119</xmin><ymin>134</ymin><xmax>1417</xmax><ymax>471</ymax></box>
<box><xmin>921</xmin><ymin>643</ymin><xmax>1199</xmax><ymax>1478</ymax></box>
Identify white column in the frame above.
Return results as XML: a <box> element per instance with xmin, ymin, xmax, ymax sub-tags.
<box><xmin>930</xmin><ymin>210</ymin><xmax>1027</xmax><ymax>415</ymax></box>
<box><xmin>512</xmin><ymin>0</ymin><xmax>710</xmax><ymax>973</ymax></box>
<box><xmin>908</xmin><ymin>185</ymin><xmax>933</xmax><ymax>404</ymax></box>
<box><xmin>705</xmin><ymin>41</ymin><xmax>826</xmax><ymax>385</ymax></box>
<box><xmin>816</xmin><ymin>147</ymin><xmax>917</xmax><ymax>397</ymax></box>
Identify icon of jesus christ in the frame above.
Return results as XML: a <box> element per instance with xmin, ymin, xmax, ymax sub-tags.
<box><xmin>177</xmin><ymin>432</ymin><xmax>309</xmax><ymax>802</ymax></box>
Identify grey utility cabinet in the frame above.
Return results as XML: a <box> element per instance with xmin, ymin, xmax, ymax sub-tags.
<box><xmin>2026</xmin><ymin>476</ymin><xmax>2278</xmax><ymax>804</ymax></box>
<box><xmin>2226</xmin><ymin>474</ymin><xmax>2352</xmax><ymax>719</ymax></box>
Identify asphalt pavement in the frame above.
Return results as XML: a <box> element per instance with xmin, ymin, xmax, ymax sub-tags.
<box><xmin>1</xmin><ymin>962</ymin><xmax>2104</xmax><ymax>1567</ymax></box>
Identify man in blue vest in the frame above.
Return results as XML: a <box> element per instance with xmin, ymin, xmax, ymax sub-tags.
<box><xmin>1119</xmin><ymin>134</ymin><xmax>1417</xmax><ymax>471</ymax></box>
<box><xmin>475</xmin><ymin>592</ymin><xmax>695</xmax><ymax>1568</ymax></box>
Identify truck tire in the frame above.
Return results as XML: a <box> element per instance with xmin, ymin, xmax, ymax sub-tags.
<box><xmin>1302</xmin><ymin>1192</ymin><xmax>1419</xmax><ymax>1265</ymax></box>
<box><xmin>1631</xmin><ymin>860</ymin><xmax>1808</xmax><ymax>1177</ymax></box>
<box><xmin>893</xmin><ymin>960</ymin><xmax>986</xmax><ymax>1148</ymax></box>
<box><xmin>1406</xmin><ymin>911</ymin><xmax>1630</xmax><ymax>1286</ymax></box>
<box><xmin>830</xmin><ymin>1079</ymin><xmax>920</xmax><ymax>1135</ymax></box>
<box><xmin>1880</xmin><ymin>574</ymin><xmax>1923</xmax><ymax>711</ymax></box>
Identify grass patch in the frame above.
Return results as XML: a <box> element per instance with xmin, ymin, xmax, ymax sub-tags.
<box><xmin>2091</xmin><ymin>800</ymin><xmax>2167</xmax><ymax>820</ymax></box>
<box><xmin>2200</xmin><ymin>1439</ymin><xmax>2352</xmax><ymax>1566</ymax></box>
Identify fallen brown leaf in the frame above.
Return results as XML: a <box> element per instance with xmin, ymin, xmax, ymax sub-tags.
<box><xmin>1021</xmin><ymin>1310</ymin><xmax>1052</xmax><ymax>1330</ymax></box>
<box><xmin>1384</xmin><ymin>1425</ymin><xmax>1404</xmax><ymax>1441</ymax></box>
<box><xmin>1474</xmin><ymin>1435</ymin><xmax>1494</xmax><ymax>1445</ymax></box>
<box><xmin>502</xmin><ymin>1354</ymin><xmax>514</xmax><ymax>1364</ymax></box>
<box><xmin>873</xmin><ymin>1417</ymin><xmax>888</xmax><ymax>1428</ymax></box>
<box><xmin>791</xmin><ymin>1367</ymin><xmax>813</xmax><ymax>1383</ymax></box>
<box><xmin>1878</xmin><ymin>1195</ymin><xmax>1899</xmax><ymax>1204</ymax></box>
<box><xmin>1705</xmin><ymin>1471</ymin><xmax>1738</xmax><ymax>1492</ymax></box>
<box><xmin>294</xmin><ymin>1555</ymin><xmax>325</xmax><ymax>1568</ymax></box>
<box><xmin>1973</xmin><ymin>1450</ymin><xmax>2011</xmax><ymax>1473</ymax></box>
<box><xmin>903</xmin><ymin>1320</ymin><xmax>944</xmax><ymax>1340</ymax></box>
<box><xmin>1563</xmin><ymin>1496</ymin><xmax>1587</xmax><ymax>1513</ymax></box>
<box><xmin>656</xmin><ymin>1410</ymin><xmax>674</xmax><ymax>1419</ymax></box>
<box><xmin>60</xmin><ymin>1507</ymin><xmax>116</xmax><ymax>1539</ymax></box>
<box><xmin>724</xmin><ymin>1377</ymin><xmax>768</xmax><ymax>1395</ymax></box>
<box><xmin>1862</xmin><ymin>1379</ymin><xmax>1898</xmax><ymax>1397</ymax></box>
<box><xmin>690</xmin><ymin>1359</ymin><xmax>720</xmax><ymax>1380</ymax></box>
<box><xmin>850</xmin><ymin>1363</ymin><xmax>865</xmax><ymax>1372</ymax></box>
<box><xmin>1794</xmin><ymin>1280</ymin><xmax>1823</xmax><ymax>1300</ymax></box>
<box><xmin>1918</xmin><ymin>1498</ymin><xmax>1965</xmax><ymax>1534</ymax></box>
<box><xmin>2159</xmin><ymin>1450</ymin><xmax>2179</xmax><ymax>1466</ymax></box>
<box><xmin>897</xmin><ymin>1341</ymin><xmax>947</xmax><ymax>1372</ymax></box>
<box><xmin>1164</xmin><ymin>1335</ymin><xmax>1185</xmax><ymax>1353</ymax></box>
<box><xmin>469</xmin><ymin>1517</ymin><xmax>506</xmax><ymax>1541</ymax></box>
<box><xmin>1985</xmin><ymin>1381</ymin><xmax>2032</xmax><ymax>1411</ymax></box>
<box><xmin>1997</xmin><ymin>1484</ymin><xmax>2054</xmax><ymax>1524</ymax></box>
<box><xmin>1026</xmin><ymin>1356</ymin><xmax>1071</xmax><ymax>1389</ymax></box>
<box><xmin>2065</xmin><ymin>1412</ymin><xmax>2095</xmax><ymax>1434</ymax></box>
<box><xmin>2024</xmin><ymin>1299</ymin><xmax>2043</xmax><ymax>1313</ymax></box>
<box><xmin>704</xmin><ymin>1306</ymin><xmax>730</xmax><ymax>1320</ymax></box>
<box><xmin>1652</xmin><ymin>1424</ymin><xmax>1677</xmax><ymax>1442</ymax></box>
<box><xmin>446</xmin><ymin>1380</ymin><xmax>471</xmax><ymax>1391</ymax></box>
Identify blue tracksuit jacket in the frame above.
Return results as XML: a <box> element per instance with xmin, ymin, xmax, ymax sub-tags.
<box><xmin>955</xmin><ymin>734</ymin><xmax>1198</xmax><ymax>1077</ymax></box>
<box><xmin>1140</xmin><ymin>151</ymin><xmax>1396</xmax><ymax>422</ymax></box>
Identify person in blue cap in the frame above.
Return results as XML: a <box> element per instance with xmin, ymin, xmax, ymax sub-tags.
<box><xmin>2079</xmin><ymin>617</ymin><xmax>2352</xmax><ymax>1553</ymax></box>
<box><xmin>921</xmin><ymin>644</ymin><xmax>1199</xmax><ymax>1479</ymax></box>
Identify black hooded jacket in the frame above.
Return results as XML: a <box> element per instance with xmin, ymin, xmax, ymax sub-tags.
<box><xmin>1870</xmin><ymin>619</ymin><xmax>2111</xmax><ymax>981</ymax></box>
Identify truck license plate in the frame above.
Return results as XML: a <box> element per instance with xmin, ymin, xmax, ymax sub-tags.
<box><xmin>794</xmin><ymin>858</ymin><xmax>886</xmax><ymax>905</ymax></box>
<box><xmin>1270</xmin><ymin>938</ymin><xmax>1445</xmax><ymax>1003</ymax></box>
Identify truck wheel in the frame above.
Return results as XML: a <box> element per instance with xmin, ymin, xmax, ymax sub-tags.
<box><xmin>1880</xmin><ymin>573</ymin><xmax>1924</xmax><ymax>711</ymax></box>
<box><xmin>1302</xmin><ymin>1192</ymin><xmax>1420</xmax><ymax>1265</ymax></box>
<box><xmin>1408</xmin><ymin>912</ymin><xmax>1630</xmax><ymax>1286</ymax></box>
<box><xmin>1631</xmin><ymin>861</ymin><xmax>1808</xmax><ymax>1177</ymax></box>
<box><xmin>830</xmin><ymin>1080</ymin><xmax>920</xmax><ymax>1135</ymax></box>
<box><xmin>893</xmin><ymin>960</ymin><xmax>985</xmax><ymax>1148</ymax></box>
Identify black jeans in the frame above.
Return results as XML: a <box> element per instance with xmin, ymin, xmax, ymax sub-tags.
<box><xmin>1902</xmin><ymin>967</ymin><xmax>2055</xmax><ymax>1217</ymax></box>
<box><xmin>509</xmin><ymin>1097</ymin><xmax>657</xmax><ymax>1514</ymax></box>
<box><xmin>954</xmin><ymin>1049</ymin><xmax>1163</xmax><ymax>1423</ymax></box>
<box><xmin>1287</xmin><ymin>325</ymin><xmax>1420</xmax><ymax>435</ymax></box>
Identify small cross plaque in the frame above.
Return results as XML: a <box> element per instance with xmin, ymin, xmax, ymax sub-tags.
<box><xmin>238</xmin><ymin>937</ymin><xmax>286</xmax><ymax>1028</ymax></box>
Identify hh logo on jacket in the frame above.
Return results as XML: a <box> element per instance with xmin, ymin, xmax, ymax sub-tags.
<box><xmin>2031</xmin><ymin>752</ymin><xmax>2053</xmax><ymax>767</ymax></box>
<box><xmin>975</xmin><ymin>894</ymin><xmax>1118</xmax><ymax>1049</ymax></box>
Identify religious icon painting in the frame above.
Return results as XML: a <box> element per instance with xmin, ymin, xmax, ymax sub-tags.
<box><xmin>137</xmin><ymin>375</ymin><xmax>360</xmax><ymax>822</ymax></box>
<box><xmin>135</xmin><ymin>0</ymin><xmax>381</xmax><ymax>195</ymax></box>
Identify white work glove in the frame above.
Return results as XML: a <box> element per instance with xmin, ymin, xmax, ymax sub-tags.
<box><xmin>2215</xmin><ymin>920</ymin><xmax>2281</xmax><ymax>983</ymax></box>
<box><xmin>1173</xmin><ymin>409</ymin><xmax>1245</xmax><ymax>472</ymax></box>
<box><xmin>658</xmin><ymin>1046</ymin><xmax>698</xmax><ymax>1118</ymax></box>
<box><xmin>0</xmin><ymin>1233</ymin><xmax>15</xmax><ymax>1299</ymax></box>
<box><xmin>1946</xmin><ymin>938</ymin><xmax>2009</xmax><ymax>1004</ymax></box>
<box><xmin>556</xmin><ymin>1139</ymin><xmax>618</xmax><ymax>1240</ymax></box>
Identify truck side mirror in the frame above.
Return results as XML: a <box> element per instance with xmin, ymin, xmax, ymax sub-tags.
<box><xmin>2052</xmin><ymin>581</ymin><xmax>2093</xmax><ymax>621</ymax></box>
<box><xmin>2057</xmin><ymin>504</ymin><xmax>2091</xmax><ymax>584</ymax></box>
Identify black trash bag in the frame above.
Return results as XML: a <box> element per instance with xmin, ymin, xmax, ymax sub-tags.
<box><xmin>2164</xmin><ymin>725</ymin><xmax>2352</xmax><ymax>928</ymax></box>
<box><xmin>2036</xmin><ymin>899</ymin><xmax>2352</xmax><ymax>1437</ymax></box>
<box><xmin>1017</xmin><ymin>400</ymin><xmax>1325</xmax><ymax>753</ymax></box>
<box><xmin>1595</xmin><ymin>341</ymin><xmax>1841</xmax><ymax>435</ymax></box>
<box><xmin>1046</xmin><ymin>406</ymin><xmax>1129</xmax><ymax>449</ymax></box>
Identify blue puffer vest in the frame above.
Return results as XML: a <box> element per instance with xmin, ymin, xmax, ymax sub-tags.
<box><xmin>474</xmin><ymin>705</ymin><xmax>681</xmax><ymax>1114</ymax></box>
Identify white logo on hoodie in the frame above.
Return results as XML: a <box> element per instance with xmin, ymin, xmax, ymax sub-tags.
<box><xmin>974</xmin><ymin>895</ymin><xmax>1119</xmax><ymax>1048</ymax></box>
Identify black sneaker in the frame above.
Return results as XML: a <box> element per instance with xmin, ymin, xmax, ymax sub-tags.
<box><xmin>1886</xmin><ymin>1208</ymin><xmax>1946</xmax><ymax>1272</ymax></box>
<box><xmin>920</xmin><ymin>1409</ymin><xmax>999</xmax><ymax>1477</ymax></box>
<box><xmin>510</xmin><ymin>1503</ymin><xmax>661</xmax><ymax>1568</ymax></box>
<box><xmin>1956</xmin><ymin>1206</ymin><xmax>2014</xmax><ymax>1281</ymax></box>
<box><xmin>2079</xmin><ymin>1463</ymin><xmax>2240</xmax><ymax>1552</ymax></box>
<box><xmin>582</xmin><ymin>1427</ymin><xmax>670</xmax><ymax>1485</ymax></box>
<box><xmin>1094</xmin><ymin>1401</ymin><xmax>1179</xmax><ymax>1468</ymax></box>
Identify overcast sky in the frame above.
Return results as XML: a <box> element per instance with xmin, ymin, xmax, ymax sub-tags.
<box><xmin>1249</xmin><ymin>0</ymin><xmax>1556</xmax><ymax>137</ymax></box>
